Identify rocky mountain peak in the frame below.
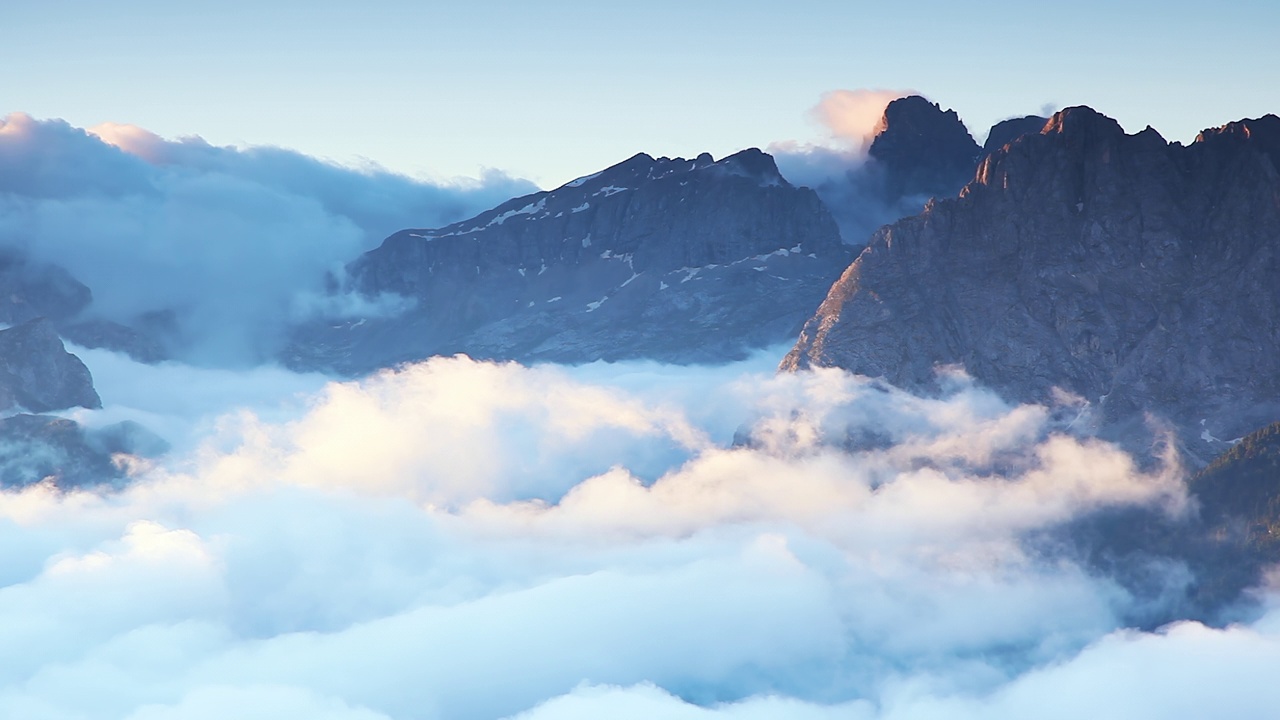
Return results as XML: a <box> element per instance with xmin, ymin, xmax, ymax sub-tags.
<box><xmin>1039</xmin><ymin>105</ymin><xmax>1128</xmax><ymax>149</ymax></box>
<box><xmin>1195</xmin><ymin>113</ymin><xmax>1280</xmax><ymax>143</ymax></box>
<box><xmin>709</xmin><ymin>147</ymin><xmax>788</xmax><ymax>186</ymax></box>
<box><xmin>968</xmin><ymin>106</ymin><xmax>1153</xmax><ymax>201</ymax></box>
<box><xmin>784</xmin><ymin>105</ymin><xmax>1280</xmax><ymax>463</ymax></box>
<box><xmin>982</xmin><ymin>115</ymin><xmax>1049</xmax><ymax>157</ymax></box>
<box><xmin>566</xmin><ymin>148</ymin><xmax>785</xmax><ymax>190</ymax></box>
<box><xmin>869</xmin><ymin>95</ymin><xmax>971</xmax><ymax>147</ymax></box>
<box><xmin>289</xmin><ymin>148</ymin><xmax>850</xmax><ymax>373</ymax></box>
<box><xmin>867</xmin><ymin>95</ymin><xmax>981</xmax><ymax>200</ymax></box>
<box><xmin>1195</xmin><ymin>114</ymin><xmax>1280</xmax><ymax>171</ymax></box>
<box><xmin>800</xmin><ymin>99</ymin><xmax>1052</xmax><ymax>247</ymax></box>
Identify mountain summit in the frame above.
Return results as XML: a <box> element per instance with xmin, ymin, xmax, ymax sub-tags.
<box><xmin>289</xmin><ymin>149</ymin><xmax>852</xmax><ymax>373</ymax></box>
<box><xmin>801</xmin><ymin>95</ymin><xmax>1046</xmax><ymax>245</ymax></box>
<box><xmin>867</xmin><ymin>95</ymin><xmax>982</xmax><ymax>200</ymax></box>
<box><xmin>783</xmin><ymin>105</ymin><xmax>1280</xmax><ymax>460</ymax></box>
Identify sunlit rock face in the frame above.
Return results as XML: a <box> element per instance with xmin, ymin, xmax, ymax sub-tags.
<box><xmin>983</xmin><ymin>114</ymin><xmax>1050</xmax><ymax>157</ymax></box>
<box><xmin>287</xmin><ymin>149</ymin><xmax>853</xmax><ymax>373</ymax></box>
<box><xmin>783</xmin><ymin>106</ymin><xmax>1280</xmax><ymax>462</ymax></box>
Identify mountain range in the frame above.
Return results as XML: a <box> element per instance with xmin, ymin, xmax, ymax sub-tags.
<box><xmin>286</xmin><ymin>148</ymin><xmax>853</xmax><ymax>373</ymax></box>
<box><xmin>783</xmin><ymin>105</ymin><xmax>1280</xmax><ymax>464</ymax></box>
<box><xmin>2</xmin><ymin>96</ymin><xmax>1278</xmax><ymax>620</ymax></box>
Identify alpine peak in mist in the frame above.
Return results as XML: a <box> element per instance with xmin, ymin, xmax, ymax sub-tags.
<box><xmin>0</xmin><ymin>112</ymin><xmax>536</xmax><ymax>366</ymax></box>
<box><xmin>288</xmin><ymin>148</ymin><xmax>854</xmax><ymax>374</ymax></box>
<box><xmin>783</xmin><ymin>104</ymin><xmax>1280</xmax><ymax>463</ymax></box>
<box><xmin>866</xmin><ymin>94</ymin><xmax>981</xmax><ymax>200</ymax></box>
<box><xmin>774</xmin><ymin>93</ymin><xmax>1047</xmax><ymax>244</ymax></box>
<box><xmin>288</xmin><ymin>98</ymin><xmax>1054</xmax><ymax>376</ymax></box>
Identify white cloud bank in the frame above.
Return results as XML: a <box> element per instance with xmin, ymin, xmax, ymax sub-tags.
<box><xmin>2</xmin><ymin>352</ymin><xmax>1262</xmax><ymax>720</ymax></box>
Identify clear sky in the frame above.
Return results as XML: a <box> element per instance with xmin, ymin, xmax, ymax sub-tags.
<box><xmin>5</xmin><ymin>0</ymin><xmax>1279</xmax><ymax>188</ymax></box>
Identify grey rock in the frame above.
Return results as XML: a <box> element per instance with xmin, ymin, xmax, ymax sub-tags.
<box><xmin>982</xmin><ymin>115</ymin><xmax>1049</xmax><ymax>157</ymax></box>
<box><xmin>867</xmin><ymin>95</ymin><xmax>982</xmax><ymax>202</ymax></box>
<box><xmin>288</xmin><ymin>149</ymin><xmax>852</xmax><ymax>373</ymax></box>
<box><xmin>0</xmin><ymin>317</ymin><xmax>101</xmax><ymax>412</ymax></box>
<box><xmin>0</xmin><ymin>414</ymin><xmax>120</xmax><ymax>488</ymax></box>
<box><xmin>805</xmin><ymin>97</ymin><xmax>1046</xmax><ymax>246</ymax></box>
<box><xmin>783</xmin><ymin>106</ymin><xmax>1280</xmax><ymax>463</ymax></box>
<box><xmin>0</xmin><ymin>415</ymin><xmax>167</xmax><ymax>489</ymax></box>
<box><xmin>59</xmin><ymin>318</ymin><xmax>170</xmax><ymax>364</ymax></box>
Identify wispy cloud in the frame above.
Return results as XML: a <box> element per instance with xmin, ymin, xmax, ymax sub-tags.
<box><xmin>767</xmin><ymin>88</ymin><xmax>940</xmax><ymax>244</ymax></box>
<box><xmin>0</xmin><ymin>112</ymin><xmax>535</xmax><ymax>364</ymax></box>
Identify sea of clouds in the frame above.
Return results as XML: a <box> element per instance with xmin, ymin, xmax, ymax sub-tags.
<box><xmin>2</xmin><ymin>103</ymin><xmax>1278</xmax><ymax>719</ymax></box>
<box><xmin>4</xmin><ymin>347</ymin><xmax>1279</xmax><ymax>719</ymax></box>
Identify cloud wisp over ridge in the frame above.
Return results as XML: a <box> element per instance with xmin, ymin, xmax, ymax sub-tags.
<box><xmin>0</xmin><ymin>112</ymin><xmax>535</xmax><ymax>365</ymax></box>
<box><xmin>5</xmin><ymin>351</ymin><xmax>1268</xmax><ymax>720</ymax></box>
<box><xmin>768</xmin><ymin>88</ymin><xmax>946</xmax><ymax>244</ymax></box>
<box><xmin>768</xmin><ymin>88</ymin><xmax>912</xmax><ymax>187</ymax></box>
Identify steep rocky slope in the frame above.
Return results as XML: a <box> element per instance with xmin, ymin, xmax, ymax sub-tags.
<box><xmin>1191</xmin><ymin>421</ymin><xmax>1280</xmax><ymax>555</ymax></box>
<box><xmin>982</xmin><ymin>114</ymin><xmax>1050</xmax><ymax>158</ymax></box>
<box><xmin>783</xmin><ymin>107</ymin><xmax>1280</xmax><ymax>461</ymax></box>
<box><xmin>1063</xmin><ymin>421</ymin><xmax>1280</xmax><ymax>624</ymax></box>
<box><xmin>0</xmin><ymin>317</ymin><xmax>101</xmax><ymax>412</ymax></box>
<box><xmin>1179</xmin><ymin>421</ymin><xmax>1280</xmax><ymax>612</ymax></box>
<box><xmin>0</xmin><ymin>316</ymin><xmax>137</xmax><ymax>489</ymax></box>
<box><xmin>288</xmin><ymin>149</ymin><xmax>852</xmax><ymax>373</ymax></box>
<box><xmin>866</xmin><ymin>95</ymin><xmax>982</xmax><ymax>201</ymax></box>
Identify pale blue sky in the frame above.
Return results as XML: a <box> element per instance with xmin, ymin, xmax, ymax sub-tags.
<box><xmin>5</xmin><ymin>0</ymin><xmax>1278</xmax><ymax>188</ymax></box>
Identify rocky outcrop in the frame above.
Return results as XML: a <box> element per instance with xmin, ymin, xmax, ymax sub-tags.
<box><xmin>982</xmin><ymin>115</ymin><xmax>1049</xmax><ymax>157</ymax></box>
<box><xmin>783</xmin><ymin>106</ymin><xmax>1280</xmax><ymax>462</ymax></box>
<box><xmin>0</xmin><ymin>414</ymin><xmax>119</xmax><ymax>488</ymax></box>
<box><xmin>59</xmin><ymin>318</ymin><xmax>169</xmax><ymax>364</ymax></box>
<box><xmin>287</xmin><ymin>149</ymin><xmax>852</xmax><ymax>373</ymax></box>
<box><xmin>1178</xmin><ymin>421</ymin><xmax>1280</xmax><ymax>612</ymax></box>
<box><xmin>0</xmin><ymin>414</ymin><xmax>167</xmax><ymax>489</ymax></box>
<box><xmin>867</xmin><ymin>95</ymin><xmax>982</xmax><ymax>201</ymax></box>
<box><xmin>0</xmin><ymin>317</ymin><xmax>101</xmax><ymax>412</ymax></box>
<box><xmin>803</xmin><ymin>97</ymin><xmax>1047</xmax><ymax>246</ymax></box>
